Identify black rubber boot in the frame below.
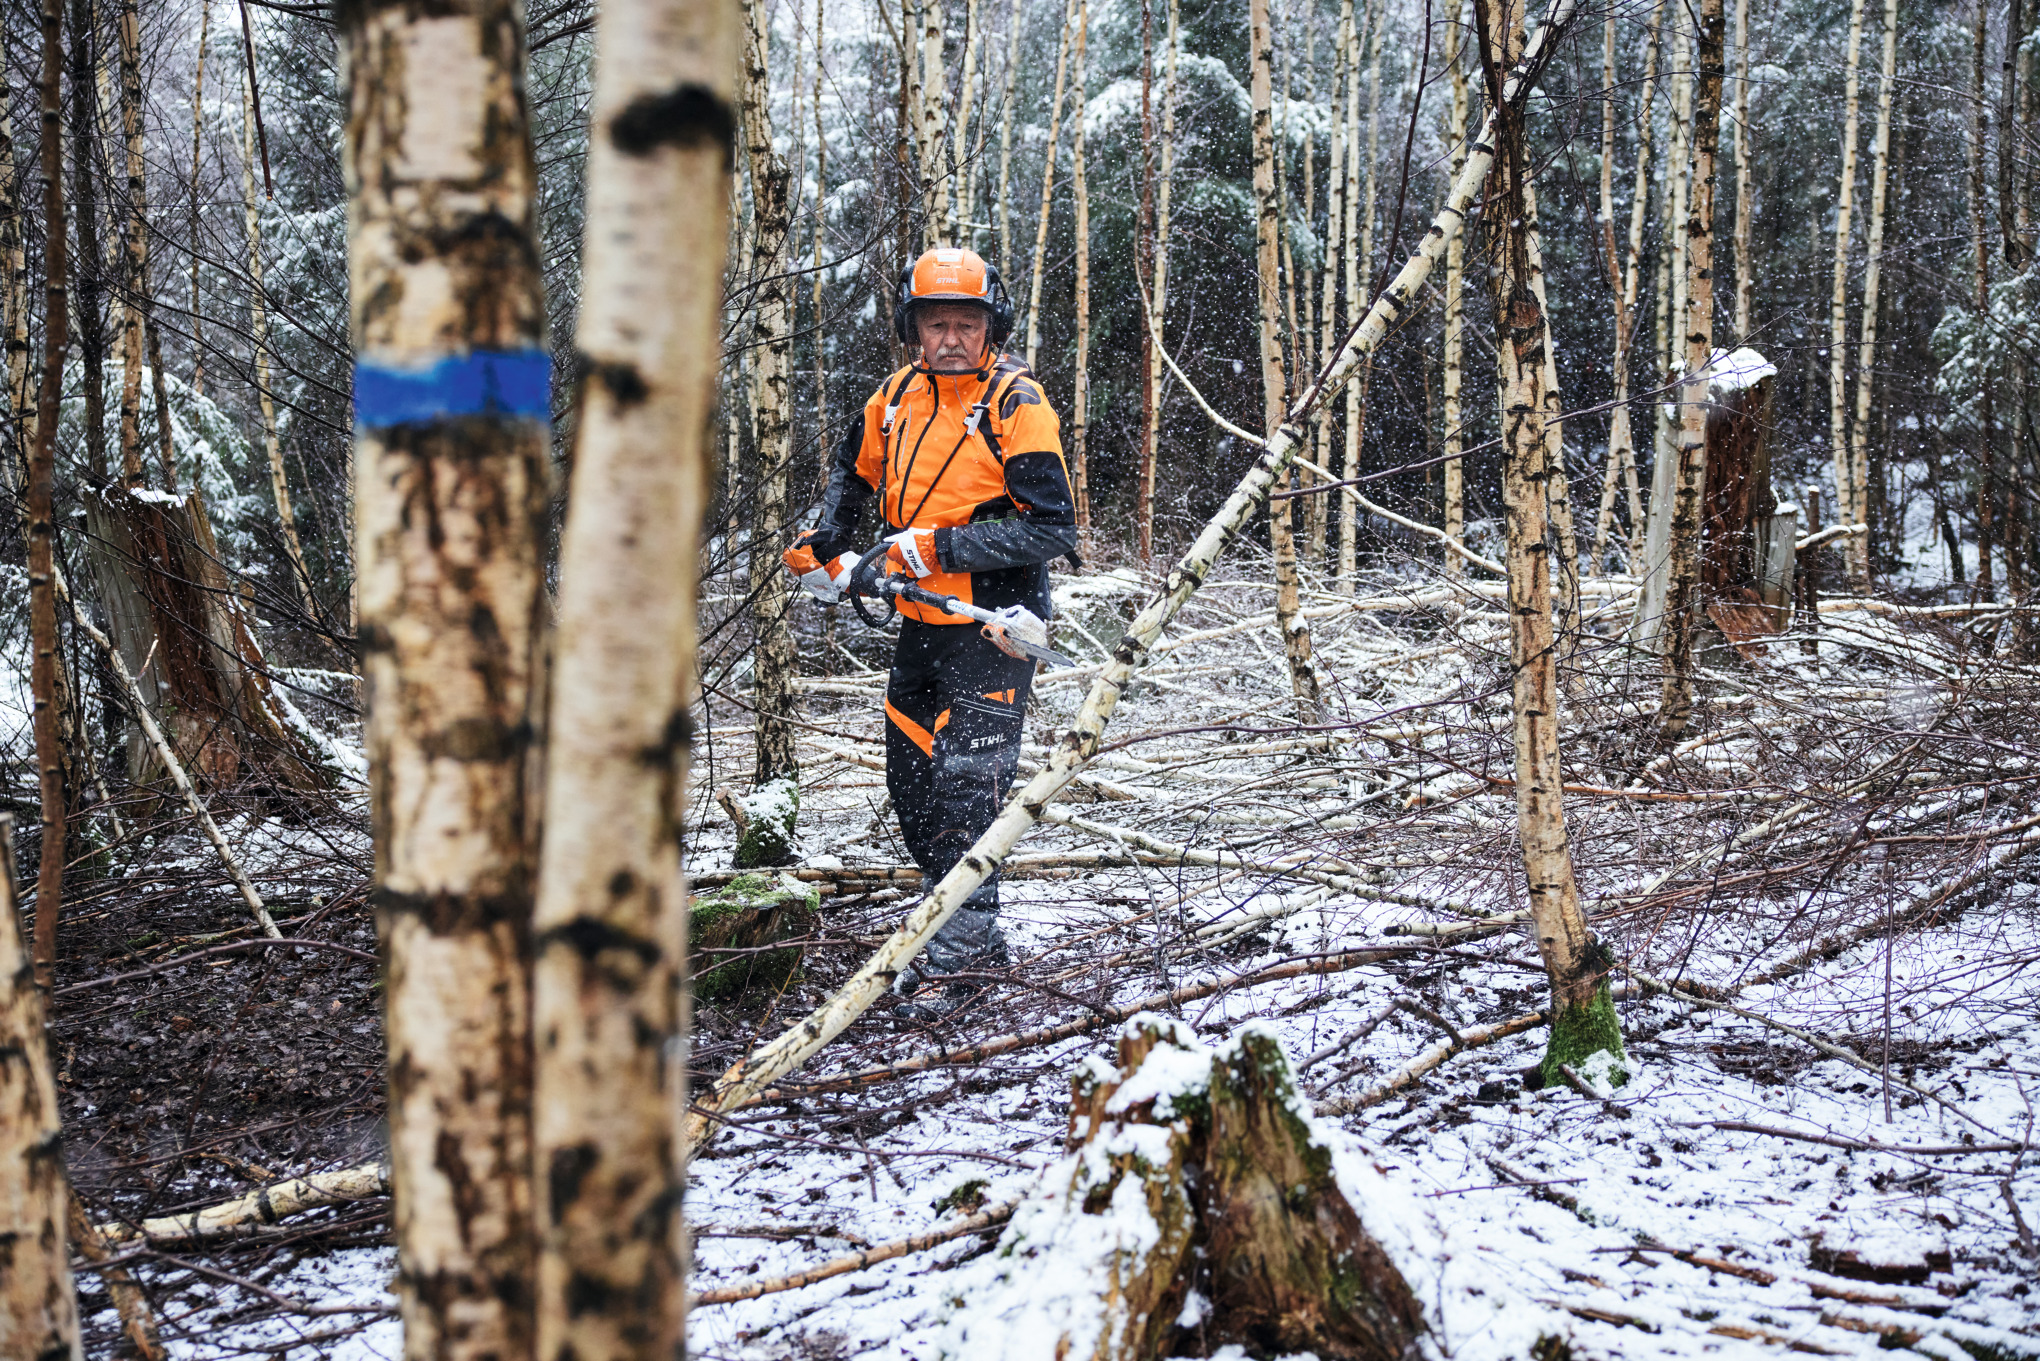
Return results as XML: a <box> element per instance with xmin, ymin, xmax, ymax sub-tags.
<box><xmin>893</xmin><ymin>906</ymin><xmax>1009</xmax><ymax>1023</ymax></box>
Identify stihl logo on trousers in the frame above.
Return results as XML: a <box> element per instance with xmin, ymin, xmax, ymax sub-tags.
<box><xmin>970</xmin><ymin>735</ymin><xmax>1003</xmax><ymax>749</ymax></box>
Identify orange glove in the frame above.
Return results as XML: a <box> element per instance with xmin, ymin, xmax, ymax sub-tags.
<box><xmin>783</xmin><ymin>539</ymin><xmax>859</xmax><ymax>601</ymax></box>
<box><xmin>883</xmin><ymin>528</ymin><xmax>940</xmax><ymax>578</ymax></box>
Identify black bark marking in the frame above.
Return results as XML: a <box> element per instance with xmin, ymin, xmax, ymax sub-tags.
<box><xmin>591</xmin><ymin>359</ymin><xmax>649</xmax><ymax>409</ymax></box>
<box><xmin>538</xmin><ymin>915</ymin><xmax>661</xmax><ymax>966</ymax></box>
<box><xmin>548</xmin><ymin>1143</ymin><xmax>601</xmax><ymax>1225</ymax></box>
<box><xmin>611</xmin><ymin>83</ymin><xmax>738</xmax><ymax>170</ymax></box>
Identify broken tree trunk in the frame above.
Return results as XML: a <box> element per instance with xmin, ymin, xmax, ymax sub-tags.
<box><xmin>1252</xmin><ymin>0</ymin><xmax>1320</xmax><ymax>723</ymax></box>
<box><xmin>938</xmin><ymin>1017</ymin><xmax>1427</xmax><ymax>1361</ymax></box>
<box><xmin>0</xmin><ymin>814</ymin><xmax>81</xmax><ymax>1361</ymax></box>
<box><xmin>340</xmin><ymin>0</ymin><xmax>551</xmax><ymax>1354</ymax></box>
<box><xmin>682</xmin><ymin>0</ymin><xmax>1586</xmax><ymax>1151</ymax></box>
<box><xmin>82</xmin><ymin>486</ymin><xmax>325</xmax><ymax>792</ymax></box>
<box><xmin>527</xmin><ymin>0</ymin><xmax>734</xmax><ymax>1351</ymax></box>
<box><xmin>1481</xmin><ymin>0</ymin><xmax>1626</xmax><ymax>1086</ymax></box>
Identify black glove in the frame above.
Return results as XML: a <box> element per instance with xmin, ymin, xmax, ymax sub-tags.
<box><xmin>790</xmin><ymin>525</ymin><xmax>853</xmax><ymax>564</ymax></box>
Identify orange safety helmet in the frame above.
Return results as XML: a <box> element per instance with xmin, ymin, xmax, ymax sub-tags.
<box><xmin>892</xmin><ymin>247</ymin><xmax>1015</xmax><ymax>347</ymax></box>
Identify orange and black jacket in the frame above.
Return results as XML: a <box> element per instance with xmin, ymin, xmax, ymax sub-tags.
<box><xmin>812</xmin><ymin>354</ymin><xmax>1077</xmax><ymax>626</ymax></box>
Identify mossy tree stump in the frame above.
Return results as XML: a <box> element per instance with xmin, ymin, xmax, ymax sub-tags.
<box><xmin>946</xmin><ymin>1016</ymin><xmax>1428</xmax><ymax>1360</ymax></box>
<box><xmin>688</xmin><ymin>872</ymin><xmax>818</xmax><ymax>1002</ymax></box>
<box><xmin>716</xmin><ymin>777</ymin><xmax>801</xmax><ymax>868</ymax></box>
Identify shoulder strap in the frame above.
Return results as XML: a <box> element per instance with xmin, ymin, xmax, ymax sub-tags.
<box><xmin>878</xmin><ymin>368</ymin><xmax>918</xmax><ymax>435</ymax></box>
<box><xmin>977</xmin><ymin>358</ymin><xmax>1032</xmax><ymax>462</ymax></box>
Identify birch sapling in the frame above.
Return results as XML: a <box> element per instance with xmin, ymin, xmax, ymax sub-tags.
<box><xmin>530</xmin><ymin>0</ymin><xmax>737</xmax><ymax>1352</ymax></box>
<box><xmin>1479</xmin><ymin>0</ymin><xmax>1626</xmax><ymax>1085</ymax></box>
<box><xmin>1846</xmin><ymin>0</ymin><xmax>1897</xmax><ymax>587</ymax></box>
<box><xmin>1657</xmin><ymin>0</ymin><xmax>1728</xmax><ymax>739</ymax></box>
<box><xmin>0</xmin><ymin>816</ymin><xmax>81</xmax><ymax>1361</ymax></box>
<box><xmin>1253</xmin><ymin>0</ymin><xmax>1320</xmax><ymax>722</ymax></box>
<box><xmin>339</xmin><ymin>1</ymin><xmax>552</xmax><ymax>1352</ymax></box>
<box><xmin>684</xmin><ymin>0</ymin><xmax>1589</xmax><ymax>1148</ymax></box>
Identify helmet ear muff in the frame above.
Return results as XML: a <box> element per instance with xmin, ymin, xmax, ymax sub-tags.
<box><xmin>984</xmin><ymin>264</ymin><xmax>1014</xmax><ymax>346</ymax></box>
<box><xmin>892</xmin><ymin>260</ymin><xmax>919</xmax><ymax>347</ymax></box>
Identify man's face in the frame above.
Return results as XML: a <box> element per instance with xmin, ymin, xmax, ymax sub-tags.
<box><xmin>915</xmin><ymin>303</ymin><xmax>991</xmax><ymax>371</ymax></box>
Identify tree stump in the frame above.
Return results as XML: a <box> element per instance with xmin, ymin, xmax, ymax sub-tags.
<box><xmin>689</xmin><ymin>872</ymin><xmax>819</xmax><ymax>1002</ymax></box>
<box><xmin>941</xmin><ymin>1016</ymin><xmax>1428</xmax><ymax>1360</ymax></box>
<box><xmin>82</xmin><ymin>485</ymin><xmax>329</xmax><ymax>795</ymax></box>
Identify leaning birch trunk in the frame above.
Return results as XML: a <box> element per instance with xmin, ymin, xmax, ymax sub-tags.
<box><xmin>682</xmin><ymin>0</ymin><xmax>1586</xmax><ymax>1152</ymax></box>
<box><xmin>1828</xmin><ymin>0</ymin><xmax>1867</xmax><ymax>583</ymax></box>
<box><xmin>1481</xmin><ymin>0</ymin><xmax>1625</xmax><ymax>1086</ymax></box>
<box><xmin>0</xmin><ymin>816</ymin><xmax>81</xmax><ymax>1361</ymax></box>
<box><xmin>1071</xmin><ymin>0</ymin><xmax>1092</xmax><ymax>534</ymax></box>
<box><xmin>1138</xmin><ymin>0</ymin><xmax>1179</xmax><ymax>565</ymax></box>
<box><xmin>1732</xmin><ymin>0</ymin><xmax>1754</xmax><ymax>338</ymax></box>
<box><xmin>1441</xmin><ymin>6</ymin><xmax>1467</xmax><ymax>577</ymax></box>
<box><xmin>339</xmin><ymin>2</ymin><xmax>550</xmax><ymax>1354</ymax></box>
<box><xmin>1253</xmin><ymin>0</ymin><xmax>1318</xmax><ymax>722</ymax></box>
<box><xmin>1845</xmin><ymin>0</ymin><xmax>1896</xmax><ymax>589</ymax></box>
<box><xmin>243</xmin><ymin>63</ymin><xmax>317</xmax><ymax>621</ymax></box>
<box><xmin>530</xmin><ymin>0</ymin><xmax>735</xmax><ymax>1352</ymax></box>
<box><xmin>1023</xmin><ymin>0</ymin><xmax>1074</xmax><ymax>370</ymax></box>
<box><xmin>744</xmin><ymin>0</ymin><xmax>800</xmax><ymax>789</ymax></box>
<box><xmin>1656</xmin><ymin>0</ymin><xmax>1727</xmax><ymax>739</ymax></box>
<box><xmin>27</xmin><ymin>0</ymin><xmax>68</xmax><ymax>991</ymax></box>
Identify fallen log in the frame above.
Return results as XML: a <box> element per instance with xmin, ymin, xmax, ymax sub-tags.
<box><xmin>690</xmin><ymin>1198</ymin><xmax>1019</xmax><ymax>1306</ymax></box>
<box><xmin>96</xmin><ymin>1162</ymin><xmax>388</xmax><ymax>1247</ymax></box>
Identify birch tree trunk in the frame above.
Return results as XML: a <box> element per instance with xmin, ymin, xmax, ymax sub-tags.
<box><xmin>2</xmin><ymin>78</ymin><xmax>28</xmax><ymax>441</ymax></box>
<box><xmin>918</xmin><ymin>0</ymin><xmax>948</xmax><ymax>244</ymax></box>
<box><xmin>1442</xmin><ymin>2</ymin><xmax>1466</xmax><ymax>576</ymax></box>
<box><xmin>1137</xmin><ymin>0</ymin><xmax>1176</xmax><ymax>564</ymax></box>
<box><xmin>997</xmin><ymin>0</ymin><xmax>1021</xmax><ymax>266</ymax></box>
<box><xmin>1591</xmin><ymin>4</ymin><xmax>1659</xmax><ymax>569</ymax></box>
<box><xmin>189</xmin><ymin>0</ymin><xmax>209</xmax><ymax>400</ymax></box>
<box><xmin>1335</xmin><ymin>0</ymin><xmax>1362</xmax><ymax>593</ymax></box>
<box><xmin>1845</xmin><ymin>0</ymin><xmax>1896</xmax><ymax>588</ymax></box>
<box><xmin>0</xmin><ymin>817</ymin><xmax>80</xmax><ymax>1361</ymax></box>
<box><xmin>530</xmin><ymin>0</ymin><xmax>735</xmax><ymax>1352</ymax></box>
<box><xmin>69</xmin><ymin>0</ymin><xmax>106</xmax><ymax>484</ymax></box>
<box><xmin>950</xmin><ymin>0</ymin><xmax>981</xmax><ymax>246</ymax></box>
<box><xmin>744</xmin><ymin>0</ymin><xmax>800</xmax><ymax>788</ymax></box>
<box><xmin>1314</xmin><ymin>0</ymin><xmax>1350</xmax><ymax>560</ymax></box>
<box><xmin>1973</xmin><ymin>0</ymin><xmax>1996</xmax><ymax>599</ymax></box>
<box><xmin>1024</xmin><ymin>0</ymin><xmax>1074</xmax><ymax>370</ymax></box>
<box><xmin>1254</xmin><ymin>0</ymin><xmax>1320</xmax><ymax>722</ymax></box>
<box><xmin>1828</xmin><ymin>0</ymin><xmax>1867</xmax><ymax>584</ymax></box>
<box><xmin>685</xmin><ymin>0</ymin><xmax>1587</xmax><ymax>1143</ymax></box>
<box><xmin>340</xmin><ymin>2</ymin><xmax>551</xmax><ymax>1353</ymax></box>
<box><xmin>1071</xmin><ymin>0</ymin><xmax>1091</xmax><ymax>534</ymax></box>
<box><xmin>1337</xmin><ymin>0</ymin><xmax>1380</xmax><ymax>590</ymax></box>
<box><xmin>28</xmin><ymin>0</ymin><xmax>69</xmax><ymax>991</ymax></box>
<box><xmin>116</xmin><ymin>0</ymin><xmax>147</xmax><ymax>489</ymax></box>
<box><xmin>243</xmin><ymin>57</ymin><xmax>317</xmax><ymax>620</ymax></box>
<box><xmin>1732</xmin><ymin>0</ymin><xmax>1754</xmax><ymax>338</ymax></box>
<box><xmin>1479</xmin><ymin>0</ymin><xmax>1626</xmax><ymax>1088</ymax></box>
<box><xmin>1657</xmin><ymin>0</ymin><xmax>1727</xmax><ymax>739</ymax></box>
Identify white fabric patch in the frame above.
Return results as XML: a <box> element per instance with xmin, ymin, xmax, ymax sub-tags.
<box><xmin>896</xmin><ymin>531</ymin><xmax>934</xmax><ymax>578</ymax></box>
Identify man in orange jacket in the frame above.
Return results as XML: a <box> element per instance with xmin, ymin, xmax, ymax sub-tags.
<box><xmin>783</xmin><ymin>248</ymin><xmax>1077</xmax><ymax>1022</ymax></box>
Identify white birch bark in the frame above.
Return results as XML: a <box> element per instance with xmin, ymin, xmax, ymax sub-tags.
<box><xmin>683</xmin><ymin>0</ymin><xmax>1588</xmax><ymax>1148</ymax></box>
<box><xmin>0</xmin><ymin>816</ymin><xmax>81</xmax><ymax>1361</ymax></box>
<box><xmin>1337</xmin><ymin>0</ymin><xmax>1379</xmax><ymax>590</ymax></box>
<box><xmin>189</xmin><ymin>0</ymin><xmax>210</xmax><ymax>401</ymax></box>
<box><xmin>919</xmin><ymin>0</ymin><xmax>949</xmax><ymax>243</ymax></box>
<box><xmin>242</xmin><ymin>57</ymin><xmax>316</xmax><ymax>620</ymax></box>
<box><xmin>1314</xmin><ymin>0</ymin><xmax>1351</xmax><ymax>554</ymax></box>
<box><xmin>1732</xmin><ymin>0</ymin><xmax>1754</xmax><ymax>337</ymax></box>
<box><xmin>1442</xmin><ymin>1</ymin><xmax>1466</xmax><ymax>576</ymax></box>
<box><xmin>531</xmin><ymin>0</ymin><xmax>736</xmax><ymax>1352</ymax></box>
<box><xmin>1139</xmin><ymin>0</ymin><xmax>1180</xmax><ymax>564</ymax></box>
<box><xmin>339</xmin><ymin>2</ymin><xmax>551</xmax><ymax>1352</ymax></box>
<box><xmin>1254</xmin><ymin>0</ymin><xmax>1320</xmax><ymax>720</ymax></box>
<box><xmin>950</xmin><ymin>0</ymin><xmax>981</xmax><ymax>245</ymax></box>
<box><xmin>1657</xmin><ymin>0</ymin><xmax>1728</xmax><ymax>738</ymax></box>
<box><xmin>1829</xmin><ymin>0</ymin><xmax>1868</xmax><ymax>578</ymax></box>
<box><xmin>1845</xmin><ymin>0</ymin><xmax>1896</xmax><ymax>587</ymax></box>
<box><xmin>997</xmin><ymin>0</ymin><xmax>1022</xmax><ymax>265</ymax></box>
<box><xmin>1071</xmin><ymin>0</ymin><xmax>1091</xmax><ymax>533</ymax></box>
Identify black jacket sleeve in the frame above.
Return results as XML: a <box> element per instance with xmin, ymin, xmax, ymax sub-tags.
<box><xmin>809</xmin><ymin>415</ymin><xmax>873</xmax><ymax>561</ymax></box>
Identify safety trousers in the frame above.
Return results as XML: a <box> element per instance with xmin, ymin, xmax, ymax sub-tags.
<box><xmin>883</xmin><ymin>618</ymin><xmax>1038</xmax><ymax>914</ymax></box>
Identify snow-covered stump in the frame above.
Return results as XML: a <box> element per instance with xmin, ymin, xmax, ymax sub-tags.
<box><xmin>941</xmin><ymin>1016</ymin><xmax>1429</xmax><ymax>1360</ymax></box>
<box><xmin>689</xmin><ymin>872</ymin><xmax>819</xmax><ymax>1002</ymax></box>
<box><xmin>719</xmin><ymin>776</ymin><xmax>801</xmax><ymax>868</ymax></box>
